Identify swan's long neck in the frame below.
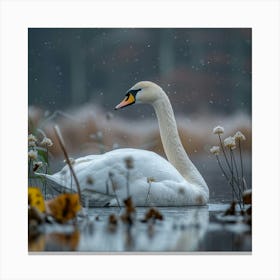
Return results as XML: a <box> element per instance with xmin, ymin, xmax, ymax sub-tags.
<box><xmin>152</xmin><ymin>91</ymin><xmax>208</xmax><ymax>193</ymax></box>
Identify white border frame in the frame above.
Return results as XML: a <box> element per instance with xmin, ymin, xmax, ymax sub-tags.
<box><xmin>1</xmin><ymin>0</ymin><xmax>279</xmax><ymax>279</ymax></box>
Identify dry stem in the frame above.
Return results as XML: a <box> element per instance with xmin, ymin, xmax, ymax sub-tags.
<box><xmin>53</xmin><ymin>125</ymin><xmax>82</xmax><ymax>205</ymax></box>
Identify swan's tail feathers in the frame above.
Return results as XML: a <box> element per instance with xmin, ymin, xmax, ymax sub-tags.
<box><xmin>35</xmin><ymin>172</ymin><xmax>117</xmax><ymax>207</ymax></box>
<box><xmin>35</xmin><ymin>172</ymin><xmax>67</xmax><ymax>188</ymax></box>
<box><xmin>35</xmin><ymin>172</ymin><xmax>76</xmax><ymax>196</ymax></box>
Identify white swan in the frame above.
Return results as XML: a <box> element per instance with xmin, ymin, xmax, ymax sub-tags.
<box><xmin>39</xmin><ymin>81</ymin><xmax>209</xmax><ymax>206</ymax></box>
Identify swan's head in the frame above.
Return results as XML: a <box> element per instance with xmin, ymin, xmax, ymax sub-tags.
<box><xmin>115</xmin><ymin>81</ymin><xmax>164</xmax><ymax>110</ymax></box>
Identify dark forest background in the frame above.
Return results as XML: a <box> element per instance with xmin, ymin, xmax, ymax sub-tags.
<box><xmin>28</xmin><ymin>28</ymin><xmax>251</xmax><ymax>118</ymax></box>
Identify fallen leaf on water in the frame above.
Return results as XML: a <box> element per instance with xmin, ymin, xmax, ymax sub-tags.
<box><xmin>141</xmin><ymin>207</ymin><xmax>164</xmax><ymax>223</ymax></box>
<box><xmin>46</xmin><ymin>193</ymin><xmax>81</xmax><ymax>223</ymax></box>
<box><xmin>28</xmin><ymin>187</ymin><xmax>45</xmax><ymax>213</ymax></box>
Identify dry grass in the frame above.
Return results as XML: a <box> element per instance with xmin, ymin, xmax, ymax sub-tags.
<box><xmin>28</xmin><ymin>105</ymin><xmax>251</xmax><ymax>159</ymax></box>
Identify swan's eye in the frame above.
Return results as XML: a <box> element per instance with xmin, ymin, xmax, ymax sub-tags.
<box><xmin>128</xmin><ymin>88</ymin><xmax>142</xmax><ymax>97</ymax></box>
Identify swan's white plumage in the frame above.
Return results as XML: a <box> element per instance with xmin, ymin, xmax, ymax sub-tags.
<box><xmin>39</xmin><ymin>81</ymin><xmax>209</xmax><ymax>206</ymax></box>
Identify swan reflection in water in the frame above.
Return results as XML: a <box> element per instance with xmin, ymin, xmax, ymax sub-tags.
<box><xmin>29</xmin><ymin>207</ymin><xmax>209</xmax><ymax>252</ymax></box>
<box><xmin>77</xmin><ymin>206</ymin><xmax>209</xmax><ymax>252</ymax></box>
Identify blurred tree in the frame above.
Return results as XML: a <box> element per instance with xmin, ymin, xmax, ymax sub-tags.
<box><xmin>28</xmin><ymin>28</ymin><xmax>251</xmax><ymax>116</ymax></box>
<box><xmin>159</xmin><ymin>29</ymin><xmax>174</xmax><ymax>76</ymax></box>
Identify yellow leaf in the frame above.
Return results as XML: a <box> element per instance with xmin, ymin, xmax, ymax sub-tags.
<box><xmin>46</xmin><ymin>193</ymin><xmax>81</xmax><ymax>223</ymax></box>
<box><xmin>28</xmin><ymin>187</ymin><xmax>45</xmax><ymax>213</ymax></box>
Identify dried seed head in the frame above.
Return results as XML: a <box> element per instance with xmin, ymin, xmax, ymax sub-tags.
<box><xmin>64</xmin><ymin>158</ymin><xmax>75</xmax><ymax>165</ymax></box>
<box><xmin>144</xmin><ymin>207</ymin><xmax>163</xmax><ymax>221</ymax></box>
<box><xmin>33</xmin><ymin>161</ymin><xmax>43</xmax><ymax>172</ymax></box>
<box><xmin>210</xmin><ymin>146</ymin><xmax>220</xmax><ymax>155</ymax></box>
<box><xmin>213</xmin><ymin>126</ymin><xmax>224</xmax><ymax>135</ymax></box>
<box><xmin>147</xmin><ymin>177</ymin><xmax>156</xmax><ymax>183</ymax></box>
<box><xmin>224</xmin><ymin>136</ymin><xmax>236</xmax><ymax>150</ymax></box>
<box><xmin>28</xmin><ymin>150</ymin><xmax>38</xmax><ymax>160</ymax></box>
<box><xmin>28</xmin><ymin>141</ymin><xmax>36</xmax><ymax>147</ymax></box>
<box><xmin>28</xmin><ymin>134</ymin><xmax>37</xmax><ymax>143</ymax></box>
<box><xmin>234</xmin><ymin>131</ymin><xmax>246</xmax><ymax>141</ymax></box>
<box><xmin>41</xmin><ymin>137</ymin><xmax>53</xmax><ymax>147</ymax></box>
<box><xmin>124</xmin><ymin>156</ymin><xmax>134</xmax><ymax>169</ymax></box>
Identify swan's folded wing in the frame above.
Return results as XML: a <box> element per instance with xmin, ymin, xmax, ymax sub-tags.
<box><xmin>35</xmin><ymin>172</ymin><xmax>68</xmax><ymax>187</ymax></box>
<box><xmin>81</xmin><ymin>189</ymin><xmax>116</xmax><ymax>207</ymax></box>
<box><xmin>35</xmin><ymin>172</ymin><xmax>116</xmax><ymax>207</ymax></box>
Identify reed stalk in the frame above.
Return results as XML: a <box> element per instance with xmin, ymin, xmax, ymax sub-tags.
<box><xmin>53</xmin><ymin>125</ymin><xmax>82</xmax><ymax>205</ymax></box>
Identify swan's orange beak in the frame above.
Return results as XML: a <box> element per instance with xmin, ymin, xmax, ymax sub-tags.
<box><xmin>114</xmin><ymin>93</ymin><xmax>135</xmax><ymax>110</ymax></box>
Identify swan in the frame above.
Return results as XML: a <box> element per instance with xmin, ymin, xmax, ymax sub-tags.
<box><xmin>39</xmin><ymin>81</ymin><xmax>209</xmax><ymax>206</ymax></box>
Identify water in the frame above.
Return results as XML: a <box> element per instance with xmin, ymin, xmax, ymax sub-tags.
<box><xmin>29</xmin><ymin>204</ymin><xmax>251</xmax><ymax>253</ymax></box>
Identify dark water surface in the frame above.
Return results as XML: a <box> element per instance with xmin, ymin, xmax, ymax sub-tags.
<box><xmin>29</xmin><ymin>204</ymin><xmax>251</xmax><ymax>253</ymax></box>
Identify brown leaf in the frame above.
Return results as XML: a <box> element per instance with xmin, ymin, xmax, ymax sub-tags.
<box><xmin>141</xmin><ymin>207</ymin><xmax>164</xmax><ymax>223</ymax></box>
<box><xmin>46</xmin><ymin>193</ymin><xmax>81</xmax><ymax>223</ymax></box>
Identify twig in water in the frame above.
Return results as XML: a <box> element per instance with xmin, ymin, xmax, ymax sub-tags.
<box><xmin>53</xmin><ymin>125</ymin><xmax>82</xmax><ymax>205</ymax></box>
